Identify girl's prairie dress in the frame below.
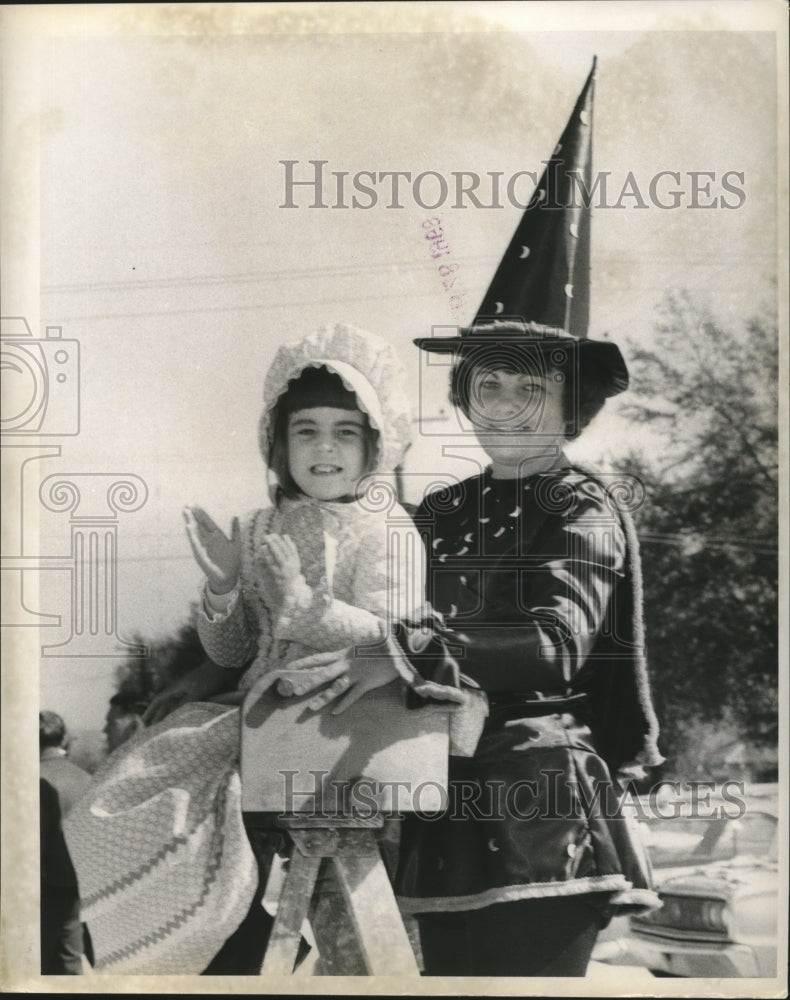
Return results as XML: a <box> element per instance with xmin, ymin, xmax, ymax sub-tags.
<box><xmin>63</xmin><ymin>324</ymin><xmax>441</xmax><ymax>974</ymax></box>
<box><xmin>64</xmin><ymin>493</ymin><xmax>426</xmax><ymax>973</ymax></box>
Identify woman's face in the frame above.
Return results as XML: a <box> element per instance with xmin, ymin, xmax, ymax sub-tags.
<box><xmin>467</xmin><ymin>367</ymin><xmax>568</xmax><ymax>476</ymax></box>
<box><xmin>287</xmin><ymin>406</ymin><xmax>368</xmax><ymax>500</ymax></box>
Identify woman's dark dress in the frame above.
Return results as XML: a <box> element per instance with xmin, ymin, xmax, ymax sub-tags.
<box><xmin>395</xmin><ymin>461</ymin><xmax>661</xmax><ymax>916</ymax></box>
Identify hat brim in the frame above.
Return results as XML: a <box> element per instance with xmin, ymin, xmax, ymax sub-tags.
<box><xmin>413</xmin><ymin>333</ymin><xmax>629</xmax><ymax>396</ymax></box>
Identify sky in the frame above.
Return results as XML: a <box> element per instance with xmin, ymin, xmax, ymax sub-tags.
<box><xmin>1</xmin><ymin>2</ymin><xmax>783</xmax><ymax>731</ymax></box>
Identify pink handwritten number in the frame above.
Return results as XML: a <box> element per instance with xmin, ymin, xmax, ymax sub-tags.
<box><xmin>422</xmin><ymin>217</ymin><xmax>469</xmax><ymax>321</ymax></box>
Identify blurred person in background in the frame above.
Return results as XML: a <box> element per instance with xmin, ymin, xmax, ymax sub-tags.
<box><xmin>102</xmin><ymin>692</ymin><xmax>147</xmax><ymax>754</ymax></box>
<box><xmin>39</xmin><ymin>710</ymin><xmax>92</xmax><ymax>974</ymax></box>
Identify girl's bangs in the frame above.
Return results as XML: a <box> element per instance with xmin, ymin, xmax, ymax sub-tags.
<box><xmin>280</xmin><ymin>365</ymin><xmax>362</xmax><ymax>415</ymax></box>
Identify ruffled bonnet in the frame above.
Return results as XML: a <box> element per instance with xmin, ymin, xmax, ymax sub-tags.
<box><xmin>259</xmin><ymin>323</ymin><xmax>413</xmax><ymax>476</ymax></box>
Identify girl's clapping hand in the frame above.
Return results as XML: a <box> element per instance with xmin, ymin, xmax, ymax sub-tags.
<box><xmin>259</xmin><ymin>533</ymin><xmax>304</xmax><ymax>606</ymax></box>
<box><xmin>183</xmin><ymin>506</ymin><xmax>242</xmax><ymax>595</ymax></box>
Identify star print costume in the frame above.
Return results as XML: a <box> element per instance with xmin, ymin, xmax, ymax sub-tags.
<box><xmin>394</xmin><ymin>461</ymin><xmax>662</xmax><ymax>917</ymax></box>
<box><xmin>63</xmin><ymin>324</ymin><xmax>463</xmax><ymax>974</ymax></box>
<box><xmin>398</xmin><ymin>61</ymin><xmax>662</xmax><ymax>942</ymax></box>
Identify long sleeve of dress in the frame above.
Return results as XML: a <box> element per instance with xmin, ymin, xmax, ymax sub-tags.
<box><xmin>197</xmin><ymin>585</ymin><xmax>260</xmax><ymax>669</ymax></box>
<box><xmin>275</xmin><ymin>503</ymin><xmax>426</xmax><ymax>651</ymax></box>
<box><xmin>196</xmin><ymin>510</ymin><xmax>273</xmax><ymax>670</ymax></box>
<box><xmin>419</xmin><ymin>475</ymin><xmax>627</xmax><ymax>694</ymax></box>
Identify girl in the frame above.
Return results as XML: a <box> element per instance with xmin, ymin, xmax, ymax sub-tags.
<box><xmin>63</xmin><ymin>323</ymin><xmax>462</xmax><ymax>975</ymax></box>
<box><xmin>185</xmin><ymin>323</ymin><xmax>419</xmax><ymax>704</ymax></box>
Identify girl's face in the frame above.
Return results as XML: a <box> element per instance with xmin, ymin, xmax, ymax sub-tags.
<box><xmin>287</xmin><ymin>406</ymin><xmax>368</xmax><ymax>500</ymax></box>
<box><xmin>467</xmin><ymin>367</ymin><xmax>567</xmax><ymax>477</ymax></box>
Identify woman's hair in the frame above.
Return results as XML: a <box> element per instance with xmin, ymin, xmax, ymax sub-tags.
<box><xmin>267</xmin><ymin>365</ymin><xmax>380</xmax><ymax>499</ymax></box>
<box><xmin>449</xmin><ymin>344</ymin><xmax>610</xmax><ymax>440</ymax></box>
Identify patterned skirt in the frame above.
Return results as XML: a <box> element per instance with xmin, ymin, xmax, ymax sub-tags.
<box><xmin>63</xmin><ymin>703</ymin><xmax>258</xmax><ymax>974</ymax></box>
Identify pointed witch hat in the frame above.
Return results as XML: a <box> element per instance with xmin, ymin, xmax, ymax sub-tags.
<box><xmin>414</xmin><ymin>57</ymin><xmax>628</xmax><ymax>397</ymax></box>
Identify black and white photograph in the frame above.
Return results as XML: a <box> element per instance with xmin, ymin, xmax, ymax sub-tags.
<box><xmin>1</xmin><ymin>2</ymin><xmax>787</xmax><ymax>994</ymax></box>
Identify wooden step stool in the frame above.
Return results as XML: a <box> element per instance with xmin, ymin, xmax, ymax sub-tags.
<box><xmin>246</xmin><ymin>813</ymin><xmax>420</xmax><ymax>976</ymax></box>
<box><xmin>239</xmin><ymin>677</ymin><xmax>452</xmax><ymax>975</ymax></box>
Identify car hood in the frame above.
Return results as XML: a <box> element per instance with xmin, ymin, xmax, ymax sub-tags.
<box><xmin>656</xmin><ymin>858</ymin><xmax>778</xmax><ymax>901</ymax></box>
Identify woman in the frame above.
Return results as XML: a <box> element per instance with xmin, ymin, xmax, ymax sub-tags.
<box><xmin>298</xmin><ymin>318</ymin><xmax>663</xmax><ymax>976</ymax></box>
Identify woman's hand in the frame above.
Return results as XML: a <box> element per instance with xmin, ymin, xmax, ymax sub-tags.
<box><xmin>285</xmin><ymin>648</ymin><xmax>401</xmax><ymax>715</ymax></box>
<box><xmin>244</xmin><ymin>636</ymin><xmax>467</xmax><ymax>726</ymax></box>
<box><xmin>242</xmin><ymin>648</ymin><xmax>398</xmax><ymax>727</ymax></box>
<box><xmin>183</xmin><ymin>506</ymin><xmax>241</xmax><ymax>595</ymax></box>
<box><xmin>142</xmin><ymin>659</ymin><xmax>232</xmax><ymax>725</ymax></box>
<box><xmin>241</xmin><ymin>655</ymin><xmax>350</xmax><ymax>728</ymax></box>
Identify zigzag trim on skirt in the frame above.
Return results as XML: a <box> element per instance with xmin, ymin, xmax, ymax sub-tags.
<box><xmin>94</xmin><ymin>768</ymin><xmax>238</xmax><ymax>969</ymax></box>
<box><xmin>81</xmin><ymin>772</ymin><xmax>230</xmax><ymax>910</ymax></box>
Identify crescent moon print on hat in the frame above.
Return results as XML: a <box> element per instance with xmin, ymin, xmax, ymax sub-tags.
<box><xmin>414</xmin><ymin>57</ymin><xmax>630</xmax><ymax>399</ymax></box>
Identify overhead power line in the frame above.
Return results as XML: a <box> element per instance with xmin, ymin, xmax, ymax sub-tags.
<box><xmin>42</xmin><ymin>251</ymin><xmax>775</xmax><ymax>296</ymax></box>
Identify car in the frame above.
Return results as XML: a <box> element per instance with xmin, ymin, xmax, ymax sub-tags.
<box><xmin>594</xmin><ymin>784</ymin><xmax>779</xmax><ymax>978</ymax></box>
